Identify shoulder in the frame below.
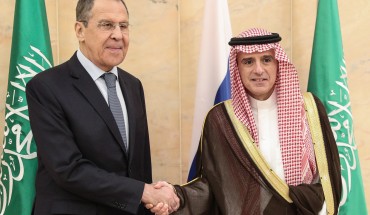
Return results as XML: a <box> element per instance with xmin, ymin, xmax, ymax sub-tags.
<box><xmin>26</xmin><ymin>55</ymin><xmax>79</xmax><ymax>94</ymax></box>
<box><xmin>208</xmin><ymin>100</ymin><xmax>227</xmax><ymax>114</ymax></box>
<box><xmin>303</xmin><ymin>92</ymin><xmax>333</xmax><ymax>132</ymax></box>
<box><xmin>117</xmin><ymin>68</ymin><xmax>145</xmax><ymax>92</ymax></box>
<box><xmin>27</xmin><ymin>62</ymin><xmax>67</xmax><ymax>90</ymax></box>
<box><xmin>304</xmin><ymin>92</ymin><xmax>326</xmax><ymax>114</ymax></box>
<box><xmin>30</xmin><ymin>55</ymin><xmax>75</xmax><ymax>84</ymax></box>
<box><xmin>203</xmin><ymin>100</ymin><xmax>230</xmax><ymax>122</ymax></box>
<box><xmin>117</xmin><ymin>67</ymin><xmax>140</xmax><ymax>82</ymax></box>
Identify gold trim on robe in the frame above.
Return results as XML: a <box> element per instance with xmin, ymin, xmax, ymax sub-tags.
<box><xmin>303</xmin><ymin>92</ymin><xmax>335</xmax><ymax>215</ymax></box>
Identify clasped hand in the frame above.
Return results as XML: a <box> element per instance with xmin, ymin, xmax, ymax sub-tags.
<box><xmin>142</xmin><ymin>181</ymin><xmax>180</xmax><ymax>215</ymax></box>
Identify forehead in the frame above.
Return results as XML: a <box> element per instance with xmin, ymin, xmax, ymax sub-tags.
<box><xmin>237</xmin><ymin>49</ymin><xmax>275</xmax><ymax>59</ymax></box>
<box><xmin>91</xmin><ymin>0</ymin><xmax>128</xmax><ymax>20</ymax></box>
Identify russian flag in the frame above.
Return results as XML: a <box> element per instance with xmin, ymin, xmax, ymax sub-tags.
<box><xmin>187</xmin><ymin>0</ymin><xmax>232</xmax><ymax>181</ymax></box>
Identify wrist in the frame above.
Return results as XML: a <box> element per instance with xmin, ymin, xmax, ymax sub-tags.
<box><xmin>167</xmin><ymin>182</ymin><xmax>178</xmax><ymax>196</ymax></box>
<box><xmin>141</xmin><ymin>183</ymin><xmax>151</xmax><ymax>203</ymax></box>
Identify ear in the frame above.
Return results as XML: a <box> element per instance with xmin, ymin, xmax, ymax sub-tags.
<box><xmin>75</xmin><ymin>22</ymin><xmax>85</xmax><ymax>42</ymax></box>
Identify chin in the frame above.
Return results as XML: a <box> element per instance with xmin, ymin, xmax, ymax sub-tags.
<box><xmin>108</xmin><ymin>58</ymin><xmax>124</xmax><ymax>66</ymax></box>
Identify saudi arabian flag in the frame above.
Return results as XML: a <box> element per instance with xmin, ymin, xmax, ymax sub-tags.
<box><xmin>308</xmin><ymin>0</ymin><xmax>367</xmax><ymax>214</ymax></box>
<box><xmin>0</xmin><ymin>0</ymin><xmax>53</xmax><ymax>214</ymax></box>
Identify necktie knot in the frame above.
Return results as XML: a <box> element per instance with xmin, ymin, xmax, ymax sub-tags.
<box><xmin>103</xmin><ymin>73</ymin><xmax>117</xmax><ymax>88</ymax></box>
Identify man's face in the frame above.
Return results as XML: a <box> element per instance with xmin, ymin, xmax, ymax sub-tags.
<box><xmin>75</xmin><ymin>0</ymin><xmax>129</xmax><ymax>71</ymax></box>
<box><xmin>236</xmin><ymin>49</ymin><xmax>278</xmax><ymax>100</ymax></box>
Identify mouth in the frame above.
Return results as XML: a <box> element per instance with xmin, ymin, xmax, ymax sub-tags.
<box><xmin>107</xmin><ymin>46</ymin><xmax>122</xmax><ymax>50</ymax></box>
<box><xmin>251</xmin><ymin>78</ymin><xmax>268</xmax><ymax>82</ymax></box>
<box><xmin>106</xmin><ymin>46</ymin><xmax>123</xmax><ymax>53</ymax></box>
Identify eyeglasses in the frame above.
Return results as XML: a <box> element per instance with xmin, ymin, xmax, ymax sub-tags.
<box><xmin>79</xmin><ymin>20</ymin><xmax>129</xmax><ymax>33</ymax></box>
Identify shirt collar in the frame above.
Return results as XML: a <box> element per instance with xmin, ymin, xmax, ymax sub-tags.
<box><xmin>76</xmin><ymin>49</ymin><xmax>118</xmax><ymax>81</ymax></box>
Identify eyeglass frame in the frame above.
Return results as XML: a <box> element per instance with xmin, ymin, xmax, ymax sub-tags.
<box><xmin>78</xmin><ymin>20</ymin><xmax>130</xmax><ymax>33</ymax></box>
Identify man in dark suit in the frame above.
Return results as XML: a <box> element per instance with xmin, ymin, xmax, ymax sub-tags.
<box><xmin>26</xmin><ymin>0</ymin><xmax>178</xmax><ymax>214</ymax></box>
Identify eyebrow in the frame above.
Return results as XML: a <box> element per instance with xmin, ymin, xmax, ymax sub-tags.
<box><xmin>240</xmin><ymin>57</ymin><xmax>253</xmax><ymax>62</ymax></box>
<box><xmin>98</xmin><ymin>19</ymin><xmax>129</xmax><ymax>24</ymax></box>
<box><xmin>240</xmin><ymin>55</ymin><xmax>273</xmax><ymax>59</ymax></box>
<box><xmin>262</xmin><ymin>54</ymin><xmax>274</xmax><ymax>58</ymax></box>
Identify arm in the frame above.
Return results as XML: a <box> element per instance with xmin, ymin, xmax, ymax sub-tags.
<box><xmin>172</xmin><ymin>177</ymin><xmax>215</xmax><ymax>214</ymax></box>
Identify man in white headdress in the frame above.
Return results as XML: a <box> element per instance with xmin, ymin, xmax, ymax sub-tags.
<box><xmin>149</xmin><ymin>28</ymin><xmax>341</xmax><ymax>215</ymax></box>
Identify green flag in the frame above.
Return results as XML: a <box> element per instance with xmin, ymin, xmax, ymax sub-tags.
<box><xmin>308</xmin><ymin>0</ymin><xmax>367</xmax><ymax>214</ymax></box>
<box><xmin>0</xmin><ymin>0</ymin><xmax>53</xmax><ymax>214</ymax></box>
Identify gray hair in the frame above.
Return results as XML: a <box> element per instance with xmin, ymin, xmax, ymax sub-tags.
<box><xmin>76</xmin><ymin>0</ymin><xmax>129</xmax><ymax>26</ymax></box>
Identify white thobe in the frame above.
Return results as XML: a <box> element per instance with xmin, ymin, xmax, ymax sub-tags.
<box><xmin>249</xmin><ymin>91</ymin><xmax>285</xmax><ymax>181</ymax></box>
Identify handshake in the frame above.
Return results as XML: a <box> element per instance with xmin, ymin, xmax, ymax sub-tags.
<box><xmin>141</xmin><ymin>181</ymin><xmax>180</xmax><ymax>215</ymax></box>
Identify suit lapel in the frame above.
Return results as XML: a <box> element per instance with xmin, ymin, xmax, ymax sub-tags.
<box><xmin>68</xmin><ymin>54</ymin><xmax>128</xmax><ymax>156</ymax></box>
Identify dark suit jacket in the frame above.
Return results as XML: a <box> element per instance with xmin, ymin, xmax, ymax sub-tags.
<box><xmin>26</xmin><ymin>52</ymin><xmax>153</xmax><ymax>215</ymax></box>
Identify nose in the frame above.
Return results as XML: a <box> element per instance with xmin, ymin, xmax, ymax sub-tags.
<box><xmin>110</xmin><ymin>25</ymin><xmax>123</xmax><ymax>40</ymax></box>
<box><xmin>255</xmin><ymin>61</ymin><xmax>264</xmax><ymax>75</ymax></box>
